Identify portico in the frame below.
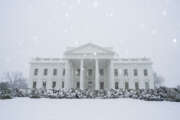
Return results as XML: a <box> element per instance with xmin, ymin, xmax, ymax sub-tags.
<box><xmin>29</xmin><ymin>43</ymin><xmax>155</xmax><ymax>90</ymax></box>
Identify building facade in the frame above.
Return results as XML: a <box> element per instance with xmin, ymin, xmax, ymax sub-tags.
<box><xmin>29</xmin><ymin>43</ymin><xmax>154</xmax><ymax>90</ymax></box>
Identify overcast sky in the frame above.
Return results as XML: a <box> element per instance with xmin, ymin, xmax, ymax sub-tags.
<box><xmin>0</xmin><ymin>0</ymin><xmax>179</xmax><ymax>87</ymax></box>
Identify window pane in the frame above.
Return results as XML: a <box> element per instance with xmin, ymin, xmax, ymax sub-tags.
<box><xmin>134</xmin><ymin>69</ymin><xmax>138</xmax><ymax>76</ymax></box>
<box><xmin>135</xmin><ymin>82</ymin><xmax>139</xmax><ymax>90</ymax></box>
<box><xmin>145</xmin><ymin>82</ymin><xmax>149</xmax><ymax>89</ymax></box>
<box><xmin>52</xmin><ymin>81</ymin><xmax>56</xmax><ymax>89</ymax></box>
<box><xmin>99</xmin><ymin>69</ymin><xmax>104</xmax><ymax>76</ymax></box>
<box><xmin>62</xmin><ymin>81</ymin><xmax>64</xmax><ymax>88</ymax></box>
<box><xmin>114</xmin><ymin>69</ymin><xmax>118</xmax><ymax>76</ymax></box>
<box><xmin>33</xmin><ymin>81</ymin><xmax>36</xmax><ymax>89</ymax></box>
<box><xmin>53</xmin><ymin>69</ymin><xmax>57</xmax><ymax>76</ymax></box>
<box><xmin>124</xmin><ymin>69</ymin><xmax>128</xmax><ymax>76</ymax></box>
<box><xmin>34</xmin><ymin>69</ymin><xmax>38</xmax><ymax>76</ymax></box>
<box><xmin>125</xmin><ymin>82</ymin><xmax>129</xmax><ymax>90</ymax></box>
<box><xmin>76</xmin><ymin>82</ymin><xmax>80</xmax><ymax>89</ymax></box>
<box><xmin>144</xmin><ymin>69</ymin><xmax>148</xmax><ymax>76</ymax></box>
<box><xmin>100</xmin><ymin>82</ymin><xmax>104</xmax><ymax>89</ymax></box>
<box><xmin>63</xmin><ymin>69</ymin><xmax>66</xmax><ymax>76</ymax></box>
<box><xmin>42</xmin><ymin>81</ymin><xmax>46</xmax><ymax>89</ymax></box>
<box><xmin>115</xmin><ymin>82</ymin><xmax>119</xmax><ymax>89</ymax></box>
<box><xmin>44</xmin><ymin>69</ymin><xmax>48</xmax><ymax>76</ymax></box>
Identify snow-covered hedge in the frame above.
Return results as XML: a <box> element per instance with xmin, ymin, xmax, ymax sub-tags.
<box><xmin>27</xmin><ymin>87</ymin><xmax>180</xmax><ymax>102</ymax></box>
<box><xmin>1</xmin><ymin>87</ymin><xmax>180</xmax><ymax>102</ymax></box>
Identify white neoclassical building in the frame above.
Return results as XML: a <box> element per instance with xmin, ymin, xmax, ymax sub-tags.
<box><xmin>29</xmin><ymin>43</ymin><xmax>154</xmax><ymax>90</ymax></box>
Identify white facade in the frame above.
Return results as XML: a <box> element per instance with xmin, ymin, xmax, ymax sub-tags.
<box><xmin>29</xmin><ymin>43</ymin><xmax>154</xmax><ymax>90</ymax></box>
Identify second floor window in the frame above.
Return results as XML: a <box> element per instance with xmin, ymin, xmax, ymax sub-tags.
<box><xmin>63</xmin><ymin>69</ymin><xmax>66</xmax><ymax>76</ymax></box>
<box><xmin>144</xmin><ymin>69</ymin><xmax>148</xmax><ymax>76</ymax></box>
<box><xmin>33</xmin><ymin>81</ymin><xmax>36</xmax><ymax>89</ymax></box>
<box><xmin>114</xmin><ymin>69</ymin><xmax>118</xmax><ymax>76</ymax></box>
<box><xmin>124</xmin><ymin>69</ymin><xmax>128</xmax><ymax>76</ymax></box>
<box><xmin>34</xmin><ymin>68</ymin><xmax>38</xmax><ymax>76</ymax></box>
<box><xmin>44</xmin><ymin>69</ymin><xmax>48</xmax><ymax>76</ymax></box>
<box><xmin>53</xmin><ymin>69</ymin><xmax>57</xmax><ymax>76</ymax></box>
<box><xmin>134</xmin><ymin>69</ymin><xmax>138</xmax><ymax>76</ymax></box>
<box><xmin>75</xmin><ymin>69</ymin><xmax>80</xmax><ymax>76</ymax></box>
<box><xmin>99</xmin><ymin>69</ymin><xmax>104</xmax><ymax>76</ymax></box>
<box><xmin>52</xmin><ymin>81</ymin><xmax>56</xmax><ymax>89</ymax></box>
<box><xmin>42</xmin><ymin>81</ymin><xmax>46</xmax><ymax>89</ymax></box>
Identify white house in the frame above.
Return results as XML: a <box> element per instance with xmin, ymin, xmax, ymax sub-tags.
<box><xmin>29</xmin><ymin>43</ymin><xmax>154</xmax><ymax>90</ymax></box>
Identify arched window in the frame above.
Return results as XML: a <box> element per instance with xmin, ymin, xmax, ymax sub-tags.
<box><xmin>62</xmin><ymin>81</ymin><xmax>64</xmax><ymax>88</ymax></box>
<box><xmin>114</xmin><ymin>69</ymin><xmax>118</xmax><ymax>76</ymax></box>
<box><xmin>100</xmin><ymin>82</ymin><xmax>104</xmax><ymax>89</ymax></box>
<box><xmin>33</xmin><ymin>81</ymin><xmax>36</xmax><ymax>89</ymax></box>
<box><xmin>144</xmin><ymin>69</ymin><xmax>148</xmax><ymax>76</ymax></box>
<box><xmin>34</xmin><ymin>68</ymin><xmax>38</xmax><ymax>76</ymax></box>
<box><xmin>115</xmin><ymin>82</ymin><xmax>119</xmax><ymax>89</ymax></box>
<box><xmin>42</xmin><ymin>81</ymin><xmax>46</xmax><ymax>89</ymax></box>
<box><xmin>76</xmin><ymin>82</ymin><xmax>80</xmax><ymax>89</ymax></box>
<box><xmin>52</xmin><ymin>81</ymin><xmax>56</xmax><ymax>89</ymax></box>
<box><xmin>134</xmin><ymin>69</ymin><xmax>138</xmax><ymax>76</ymax></box>
<box><xmin>145</xmin><ymin>82</ymin><xmax>149</xmax><ymax>89</ymax></box>
<box><xmin>125</xmin><ymin>82</ymin><xmax>129</xmax><ymax>90</ymax></box>
<box><xmin>44</xmin><ymin>68</ymin><xmax>48</xmax><ymax>76</ymax></box>
<box><xmin>62</xmin><ymin>69</ymin><xmax>66</xmax><ymax>76</ymax></box>
<box><xmin>135</xmin><ymin>82</ymin><xmax>139</xmax><ymax>90</ymax></box>
<box><xmin>53</xmin><ymin>69</ymin><xmax>57</xmax><ymax>76</ymax></box>
<box><xmin>124</xmin><ymin>69</ymin><xmax>128</xmax><ymax>76</ymax></box>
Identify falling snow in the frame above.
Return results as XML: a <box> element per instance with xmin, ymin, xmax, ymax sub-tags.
<box><xmin>92</xmin><ymin>1</ymin><xmax>99</xmax><ymax>8</ymax></box>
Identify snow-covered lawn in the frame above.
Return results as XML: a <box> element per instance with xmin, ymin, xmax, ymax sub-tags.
<box><xmin>0</xmin><ymin>98</ymin><xmax>180</xmax><ymax>120</ymax></box>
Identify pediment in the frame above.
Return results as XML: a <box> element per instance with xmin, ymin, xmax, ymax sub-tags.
<box><xmin>64</xmin><ymin>43</ymin><xmax>114</xmax><ymax>55</ymax></box>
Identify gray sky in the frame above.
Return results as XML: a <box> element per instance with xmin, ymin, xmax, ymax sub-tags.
<box><xmin>0</xmin><ymin>0</ymin><xmax>179</xmax><ymax>87</ymax></box>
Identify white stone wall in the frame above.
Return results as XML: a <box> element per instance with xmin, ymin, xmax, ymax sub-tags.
<box><xmin>29</xmin><ymin>61</ymin><xmax>65</xmax><ymax>90</ymax></box>
<box><xmin>29</xmin><ymin>59</ymin><xmax>154</xmax><ymax>90</ymax></box>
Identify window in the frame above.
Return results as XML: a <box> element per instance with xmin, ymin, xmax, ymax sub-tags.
<box><xmin>125</xmin><ymin>82</ymin><xmax>129</xmax><ymax>90</ymax></box>
<box><xmin>53</xmin><ymin>69</ymin><xmax>57</xmax><ymax>76</ymax></box>
<box><xmin>62</xmin><ymin>81</ymin><xmax>64</xmax><ymax>88</ymax></box>
<box><xmin>135</xmin><ymin>82</ymin><xmax>139</xmax><ymax>90</ymax></box>
<box><xmin>52</xmin><ymin>81</ymin><xmax>56</xmax><ymax>89</ymax></box>
<box><xmin>75</xmin><ymin>69</ymin><xmax>80</xmax><ymax>76</ymax></box>
<box><xmin>44</xmin><ymin>69</ymin><xmax>48</xmax><ymax>76</ymax></box>
<box><xmin>42</xmin><ymin>81</ymin><xmax>46</xmax><ymax>89</ymax></box>
<box><xmin>115</xmin><ymin>82</ymin><xmax>119</xmax><ymax>89</ymax></box>
<box><xmin>33</xmin><ymin>81</ymin><xmax>36</xmax><ymax>89</ymax></box>
<box><xmin>114</xmin><ymin>69</ymin><xmax>118</xmax><ymax>76</ymax></box>
<box><xmin>144</xmin><ymin>69</ymin><xmax>148</xmax><ymax>76</ymax></box>
<box><xmin>34</xmin><ymin>68</ymin><xmax>38</xmax><ymax>76</ymax></box>
<box><xmin>124</xmin><ymin>69</ymin><xmax>128</xmax><ymax>76</ymax></box>
<box><xmin>100</xmin><ymin>82</ymin><xmax>104</xmax><ymax>89</ymax></box>
<box><xmin>99</xmin><ymin>69</ymin><xmax>104</xmax><ymax>76</ymax></box>
<box><xmin>145</xmin><ymin>82</ymin><xmax>149</xmax><ymax>90</ymax></box>
<box><xmin>88</xmin><ymin>69</ymin><xmax>92</xmax><ymax>76</ymax></box>
<box><xmin>134</xmin><ymin>69</ymin><xmax>138</xmax><ymax>76</ymax></box>
<box><xmin>76</xmin><ymin>82</ymin><xmax>80</xmax><ymax>89</ymax></box>
<box><xmin>63</xmin><ymin>69</ymin><xmax>66</xmax><ymax>76</ymax></box>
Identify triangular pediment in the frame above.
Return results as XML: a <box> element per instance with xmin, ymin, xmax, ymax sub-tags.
<box><xmin>64</xmin><ymin>43</ymin><xmax>114</xmax><ymax>55</ymax></box>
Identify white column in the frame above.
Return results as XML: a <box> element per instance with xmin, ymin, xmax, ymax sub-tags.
<box><xmin>95</xmin><ymin>59</ymin><xmax>99</xmax><ymax>90</ymax></box>
<box><xmin>80</xmin><ymin>59</ymin><xmax>84</xmax><ymax>90</ymax></box>
<box><xmin>65</xmin><ymin>60</ymin><xmax>70</xmax><ymax>89</ymax></box>
<box><xmin>109</xmin><ymin>60</ymin><xmax>114</xmax><ymax>89</ymax></box>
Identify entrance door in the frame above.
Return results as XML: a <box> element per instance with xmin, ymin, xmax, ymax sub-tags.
<box><xmin>87</xmin><ymin>69</ymin><xmax>93</xmax><ymax>89</ymax></box>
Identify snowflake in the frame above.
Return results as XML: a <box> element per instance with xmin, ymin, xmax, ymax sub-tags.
<box><xmin>172</xmin><ymin>38</ymin><xmax>177</xmax><ymax>43</ymax></box>
<box><xmin>151</xmin><ymin>29</ymin><xmax>158</xmax><ymax>35</ymax></box>
<box><xmin>65</xmin><ymin>12</ymin><xmax>69</xmax><ymax>17</ymax></box>
<box><xmin>140</xmin><ymin>24</ymin><xmax>145</xmax><ymax>29</ymax></box>
<box><xmin>92</xmin><ymin>1</ymin><xmax>99</xmax><ymax>8</ymax></box>
<box><xmin>162</xmin><ymin>10</ymin><xmax>167</xmax><ymax>16</ymax></box>
<box><xmin>77</xmin><ymin>0</ymin><xmax>81</xmax><ymax>5</ymax></box>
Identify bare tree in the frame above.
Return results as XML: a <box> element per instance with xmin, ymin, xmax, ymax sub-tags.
<box><xmin>1</xmin><ymin>72</ymin><xmax>27</xmax><ymax>89</ymax></box>
<box><xmin>153</xmin><ymin>72</ymin><xmax>165</xmax><ymax>88</ymax></box>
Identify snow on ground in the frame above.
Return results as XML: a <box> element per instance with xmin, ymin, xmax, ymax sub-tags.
<box><xmin>0</xmin><ymin>98</ymin><xmax>180</xmax><ymax>120</ymax></box>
